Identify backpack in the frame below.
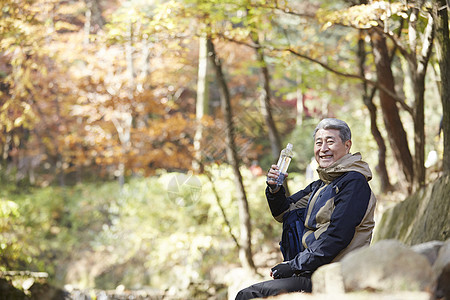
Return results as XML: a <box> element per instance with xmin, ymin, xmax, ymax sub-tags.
<box><xmin>279</xmin><ymin>208</ymin><xmax>306</xmax><ymax>261</ymax></box>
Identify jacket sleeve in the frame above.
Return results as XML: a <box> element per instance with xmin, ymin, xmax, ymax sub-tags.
<box><xmin>266</xmin><ymin>181</ymin><xmax>319</xmax><ymax>222</ymax></box>
<box><xmin>289</xmin><ymin>172</ymin><xmax>371</xmax><ymax>273</ymax></box>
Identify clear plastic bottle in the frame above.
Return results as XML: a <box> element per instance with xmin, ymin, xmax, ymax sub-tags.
<box><xmin>276</xmin><ymin>143</ymin><xmax>293</xmax><ymax>186</ymax></box>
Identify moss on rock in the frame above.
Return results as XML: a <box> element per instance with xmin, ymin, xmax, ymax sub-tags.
<box><xmin>374</xmin><ymin>175</ymin><xmax>450</xmax><ymax>245</ymax></box>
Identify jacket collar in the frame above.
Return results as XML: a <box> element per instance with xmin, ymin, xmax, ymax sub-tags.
<box><xmin>316</xmin><ymin>153</ymin><xmax>372</xmax><ymax>184</ymax></box>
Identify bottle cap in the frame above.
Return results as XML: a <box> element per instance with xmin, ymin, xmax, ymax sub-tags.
<box><xmin>287</xmin><ymin>143</ymin><xmax>293</xmax><ymax>150</ymax></box>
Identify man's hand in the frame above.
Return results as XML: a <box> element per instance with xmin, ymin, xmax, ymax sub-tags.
<box><xmin>266</xmin><ymin>165</ymin><xmax>280</xmax><ymax>187</ymax></box>
<box><xmin>270</xmin><ymin>262</ymin><xmax>295</xmax><ymax>279</ymax></box>
<box><xmin>266</xmin><ymin>165</ymin><xmax>288</xmax><ymax>192</ymax></box>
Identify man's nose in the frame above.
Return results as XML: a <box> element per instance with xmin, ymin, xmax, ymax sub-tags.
<box><xmin>321</xmin><ymin>143</ymin><xmax>329</xmax><ymax>151</ymax></box>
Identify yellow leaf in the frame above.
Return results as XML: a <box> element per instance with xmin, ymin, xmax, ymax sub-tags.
<box><xmin>14</xmin><ymin>116</ymin><xmax>23</xmax><ymax>126</ymax></box>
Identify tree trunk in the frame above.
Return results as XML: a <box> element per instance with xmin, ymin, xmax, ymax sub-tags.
<box><xmin>142</xmin><ymin>39</ymin><xmax>152</xmax><ymax>80</ymax></box>
<box><xmin>193</xmin><ymin>35</ymin><xmax>209</xmax><ymax>172</ymax></box>
<box><xmin>111</xmin><ymin>112</ymin><xmax>132</xmax><ymax>188</ymax></box>
<box><xmin>126</xmin><ymin>21</ymin><xmax>135</xmax><ymax>91</ymax></box>
<box><xmin>246</xmin><ymin>7</ymin><xmax>282</xmax><ymax>160</ymax></box>
<box><xmin>406</xmin><ymin>5</ymin><xmax>434</xmax><ymax>190</ymax></box>
<box><xmin>83</xmin><ymin>3</ymin><xmax>91</xmax><ymax>45</ymax></box>
<box><xmin>54</xmin><ymin>97</ymin><xmax>65</xmax><ymax>187</ymax></box>
<box><xmin>369</xmin><ymin>30</ymin><xmax>414</xmax><ymax>191</ymax></box>
<box><xmin>412</xmin><ymin>71</ymin><xmax>426</xmax><ymax>189</ymax></box>
<box><xmin>357</xmin><ymin>32</ymin><xmax>393</xmax><ymax>193</ymax></box>
<box><xmin>433</xmin><ymin>0</ymin><xmax>450</xmax><ymax>173</ymax></box>
<box><xmin>207</xmin><ymin>38</ymin><xmax>256</xmax><ymax>272</ymax></box>
<box><xmin>83</xmin><ymin>0</ymin><xmax>105</xmax><ymax>44</ymax></box>
<box><xmin>251</xmin><ymin>35</ymin><xmax>282</xmax><ymax>160</ymax></box>
<box><xmin>296</xmin><ymin>69</ymin><xmax>304</xmax><ymax>127</ymax></box>
<box><xmin>250</xmin><ymin>31</ymin><xmax>290</xmax><ymax>194</ymax></box>
<box><xmin>84</xmin><ymin>0</ymin><xmax>105</xmax><ymax>31</ymax></box>
<box><xmin>112</xmin><ymin>21</ymin><xmax>135</xmax><ymax>188</ymax></box>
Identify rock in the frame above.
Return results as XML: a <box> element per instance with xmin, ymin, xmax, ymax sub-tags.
<box><xmin>435</xmin><ymin>264</ymin><xmax>450</xmax><ymax>300</ymax></box>
<box><xmin>225</xmin><ymin>267</ymin><xmax>269</xmax><ymax>300</ymax></box>
<box><xmin>312</xmin><ymin>240</ymin><xmax>448</xmax><ymax>298</ymax></box>
<box><xmin>311</xmin><ymin>262</ymin><xmax>345</xmax><ymax>294</ymax></box>
<box><xmin>266</xmin><ymin>291</ymin><xmax>431</xmax><ymax>300</ymax></box>
<box><xmin>0</xmin><ymin>277</ymin><xmax>27</xmax><ymax>299</ymax></box>
<box><xmin>411</xmin><ymin>240</ymin><xmax>444</xmax><ymax>265</ymax></box>
<box><xmin>373</xmin><ymin>174</ymin><xmax>450</xmax><ymax>245</ymax></box>
<box><xmin>340</xmin><ymin>240</ymin><xmax>434</xmax><ymax>293</ymax></box>
<box><xmin>432</xmin><ymin>239</ymin><xmax>450</xmax><ymax>299</ymax></box>
<box><xmin>28</xmin><ymin>281</ymin><xmax>68</xmax><ymax>300</ymax></box>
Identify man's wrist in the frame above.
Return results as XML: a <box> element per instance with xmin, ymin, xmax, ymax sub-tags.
<box><xmin>267</xmin><ymin>182</ymin><xmax>281</xmax><ymax>193</ymax></box>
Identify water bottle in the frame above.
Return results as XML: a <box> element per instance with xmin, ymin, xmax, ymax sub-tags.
<box><xmin>276</xmin><ymin>143</ymin><xmax>293</xmax><ymax>186</ymax></box>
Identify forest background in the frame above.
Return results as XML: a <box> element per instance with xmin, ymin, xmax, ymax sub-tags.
<box><xmin>1</xmin><ymin>0</ymin><xmax>449</xmax><ymax>298</ymax></box>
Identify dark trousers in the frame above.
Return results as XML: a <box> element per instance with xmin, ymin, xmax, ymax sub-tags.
<box><xmin>235</xmin><ymin>276</ymin><xmax>312</xmax><ymax>300</ymax></box>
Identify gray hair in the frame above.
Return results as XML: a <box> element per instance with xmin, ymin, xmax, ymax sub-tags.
<box><xmin>313</xmin><ymin>118</ymin><xmax>351</xmax><ymax>142</ymax></box>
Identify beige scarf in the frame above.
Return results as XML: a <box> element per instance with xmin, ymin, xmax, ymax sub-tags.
<box><xmin>316</xmin><ymin>153</ymin><xmax>373</xmax><ymax>184</ymax></box>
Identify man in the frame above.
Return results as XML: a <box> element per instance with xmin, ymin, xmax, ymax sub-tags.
<box><xmin>236</xmin><ymin>118</ymin><xmax>376</xmax><ymax>299</ymax></box>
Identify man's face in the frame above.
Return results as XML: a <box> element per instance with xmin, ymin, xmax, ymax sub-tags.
<box><xmin>314</xmin><ymin>129</ymin><xmax>352</xmax><ymax>168</ymax></box>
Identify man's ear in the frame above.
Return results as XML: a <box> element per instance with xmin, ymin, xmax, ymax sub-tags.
<box><xmin>345</xmin><ymin>140</ymin><xmax>352</xmax><ymax>153</ymax></box>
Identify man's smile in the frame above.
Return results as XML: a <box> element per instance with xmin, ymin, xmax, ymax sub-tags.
<box><xmin>320</xmin><ymin>154</ymin><xmax>333</xmax><ymax>160</ymax></box>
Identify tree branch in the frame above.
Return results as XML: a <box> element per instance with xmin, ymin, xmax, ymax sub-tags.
<box><xmin>281</xmin><ymin>47</ymin><xmax>414</xmax><ymax>114</ymax></box>
<box><xmin>214</xmin><ymin>32</ymin><xmax>414</xmax><ymax>115</ymax></box>
<box><xmin>248</xmin><ymin>0</ymin><xmax>317</xmax><ymax>19</ymax></box>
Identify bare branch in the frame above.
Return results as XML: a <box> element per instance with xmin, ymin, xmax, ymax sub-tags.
<box><xmin>281</xmin><ymin>47</ymin><xmax>414</xmax><ymax>114</ymax></box>
<box><xmin>214</xmin><ymin>32</ymin><xmax>414</xmax><ymax>115</ymax></box>
<box><xmin>216</xmin><ymin>33</ymin><xmax>260</xmax><ymax>49</ymax></box>
<box><xmin>248</xmin><ymin>0</ymin><xmax>317</xmax><ymax>19</ymax></box>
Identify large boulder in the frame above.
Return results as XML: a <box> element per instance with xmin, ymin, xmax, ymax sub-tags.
<box><xmin>311</xmin><ymin>239</ymin><xmax>450</xmax><ymax>299</ymax></box>
<box><xmin>312</xmin><ymin>240</ymin><xmax>436</xmax><ymax>294</ymax></box>
<box><xmin>373</xmin><ymin>174</ymin><xmax>450</xmax><ymax>245</ymax></box>
<box><xmin>339</xmin><ymin>240</ymin><xmax>434</xmax><ymax>293</ymax></box>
